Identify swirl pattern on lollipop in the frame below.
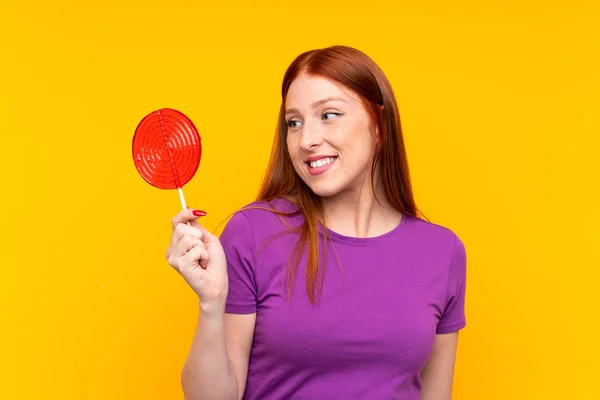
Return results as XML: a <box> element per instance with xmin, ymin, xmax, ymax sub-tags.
<box><xmin>132</xmin><ymin>108</ymin><xmax>202</xmax><ymax>190</ymax></box>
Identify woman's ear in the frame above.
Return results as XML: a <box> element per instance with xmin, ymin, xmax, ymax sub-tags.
<box><xmin>377</xmin><ymin>105</ymin><xmax>384</xmax><ymax>143</ymax></box>
<box><xmin>374</xmin><ymin>124</ymin><xmax>382</xmax><ymax>149</ymax></box>
<box><xmin>373</xmin><ymin>105</ymin><xmax>384</xmax><ymax>149</ymax></box>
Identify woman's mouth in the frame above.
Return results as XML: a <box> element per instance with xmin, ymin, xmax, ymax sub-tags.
<box><xmin>306</xmin><ymin>156</ymin><xmax>337</xmax><ymax>176</ymax></box>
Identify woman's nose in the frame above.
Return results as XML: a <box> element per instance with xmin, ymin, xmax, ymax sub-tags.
<box><xmin>300</xmin><ymin>123</ymin><xmax>324</xmax><ymax>150</ymax></box>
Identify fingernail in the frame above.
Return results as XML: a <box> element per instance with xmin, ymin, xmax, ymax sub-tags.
<box><xmin>193</xmin><ymin>210</ymin><xmax>207</xmax><ymax>217</ymax></box>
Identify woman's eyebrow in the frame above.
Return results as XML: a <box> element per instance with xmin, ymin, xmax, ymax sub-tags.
<box><xmin>285</xmin><ymin>96</ymin><xmax>348</xmax><ymax>116</ymax></box>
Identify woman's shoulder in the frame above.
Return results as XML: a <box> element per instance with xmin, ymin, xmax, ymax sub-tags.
<box><xmin>225</xmin><ymin>197</ymin><xmax>303</xmax><ymax>234</ymax></box>
<box><xmin>403</xmin><ymin>214</ymin><xmax>464</xmax><ymax>252</ymax></box>
<box><xmin>240</xmin><ymin>197</ymin><xmax>300</xmax><ymax>215</ymax></box>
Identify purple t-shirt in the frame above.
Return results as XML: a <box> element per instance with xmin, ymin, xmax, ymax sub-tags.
<box><xmin>220</xmin><ymin>198</ymin><xmax>467</xmax><ymax>399</ymax></box>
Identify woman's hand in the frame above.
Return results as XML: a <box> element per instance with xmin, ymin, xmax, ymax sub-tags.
<box><xmin>165</xmin><ymin>209</ymin><xmax>228</xmax><ymax>313</ymax></box>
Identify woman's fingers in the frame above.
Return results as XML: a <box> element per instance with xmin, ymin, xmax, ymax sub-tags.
<box><xmin>169</xmin><ymin>222</ymin><xmax>203</xmax><ymax>250</ymax></box>
<box><xmin>176</xmin><ymin>235</ymin><xmax>204</xmax><ymax>256</ymax></box>
<box><xmin>180</xmin><ymin>241</ymin><xmax>210</xmax><ymax>271</ymax></box>
<box><xmin>171</xmin><ymin>208</ymin><xmax>207</xmax><ymax>231</ymax></box>
<box><xmin>165</xmin><ymin>209</ymin><xmax>226</xmax><ymax>302</ymax></box>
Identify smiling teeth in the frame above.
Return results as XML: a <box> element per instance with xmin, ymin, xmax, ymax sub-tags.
<box><xmin>309</xmin><ymin>157</ymin><xmax>336</xmax><ymax>168</ymax></box>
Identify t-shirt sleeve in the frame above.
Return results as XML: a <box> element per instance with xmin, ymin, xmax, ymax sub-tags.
<box><xmin>219</xmin><ymin>211</ymin><xmax>258</xmax><ymax>314</ymax></box>
<box><xmin>436</xmin><ymin>234</ymin><xmax>467</xmax><ymax>334</ymax></box>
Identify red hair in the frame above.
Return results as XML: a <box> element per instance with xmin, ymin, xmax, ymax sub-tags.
<box><xmin>256</xmin><ymin>45</ymin><xmax>422</xmax><ymax>304</ymax></box>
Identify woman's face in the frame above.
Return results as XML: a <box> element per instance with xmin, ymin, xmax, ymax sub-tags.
<box><xmin>285</xmin><ymin>73</ymin><xmax>378</xmax><ymax>198</ymax></box>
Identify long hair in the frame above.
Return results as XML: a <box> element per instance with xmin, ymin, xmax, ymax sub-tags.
<box><xmin>256</xmin><ymin>45</ymin><xmax>422</xmax><ymax>304</ymax></box>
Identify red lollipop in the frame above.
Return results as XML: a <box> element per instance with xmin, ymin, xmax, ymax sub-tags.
<box><xmin>132</xmin><ymin>108</ymin><xmax>201</xmax><ymax>210</ymax></box>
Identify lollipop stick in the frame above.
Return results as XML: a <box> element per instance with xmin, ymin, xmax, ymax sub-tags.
<box><xmin>178</xmin><ymin>187</ymin><xmax>188</xmax><ymax>210</ymax></box>
<box><xmin>178</xmin><ymin>187</ymin><xmax>192</xmax><ymax>226</ymax></box>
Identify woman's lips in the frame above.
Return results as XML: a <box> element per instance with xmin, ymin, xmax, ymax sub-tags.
<box><xmin>306</xmin><ymin>156</ymin><xmax>337</xmax><ymax>176</ymax></box>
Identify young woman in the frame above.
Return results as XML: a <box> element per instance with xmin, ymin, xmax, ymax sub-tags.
<box><xmin>166</xmin><ymin>45</ymin><xmax>467</xmax><ymax>400</ymax></box>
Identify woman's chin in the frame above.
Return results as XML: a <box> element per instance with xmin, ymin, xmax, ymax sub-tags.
<box><xmin>307</xmin><ymin>182</ymin><xmax>342</xmax><ymax>198</ymax></box>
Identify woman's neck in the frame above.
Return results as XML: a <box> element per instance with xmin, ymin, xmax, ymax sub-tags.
<box><xmin>321</xmin><ymin>179</ymin><xmax>402</xmax><ymax>239</ymax></box>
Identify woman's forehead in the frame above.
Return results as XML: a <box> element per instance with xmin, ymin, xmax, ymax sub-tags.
<box><xmin>286</xmin><ymin>74</ymin><xmax>362</xmax><ymax>107</ymax></box>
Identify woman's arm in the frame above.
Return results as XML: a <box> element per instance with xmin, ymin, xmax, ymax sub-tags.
<box><xmin>224</xmin><ymin>313</ymin><xmax>256</xmax><ymax>400</ymax></box>
<box><xmin>181</xmin><ymin>310</ymin><xmax>256</xmax><ymax>400</ymax></box>
<box><xmin>420</xmin><ymin>332</ymin><xmax>460</xmax><ymax>400</ymax></box>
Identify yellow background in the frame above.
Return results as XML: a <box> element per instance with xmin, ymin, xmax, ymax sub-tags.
<box><xmin>1</xmin><ymin>1</ymin><xmax>598</xmax><ymax>399</ymax></box>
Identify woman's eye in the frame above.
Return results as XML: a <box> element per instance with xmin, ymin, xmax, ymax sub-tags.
<box><xmin>322</xmin><ymin>112</ymin><xmax>341</xmax><ymax>120</ymax></box>
<box><xmin>286</xmin><ymin>120</ymin><xmax>301</xmax><ymax>128</ymax></box>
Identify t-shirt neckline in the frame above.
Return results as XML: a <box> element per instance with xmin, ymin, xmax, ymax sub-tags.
<box><xmin>318</xmin><ymin>214</ymin><xmax>408</xmax><ymax>246</ymax></box>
